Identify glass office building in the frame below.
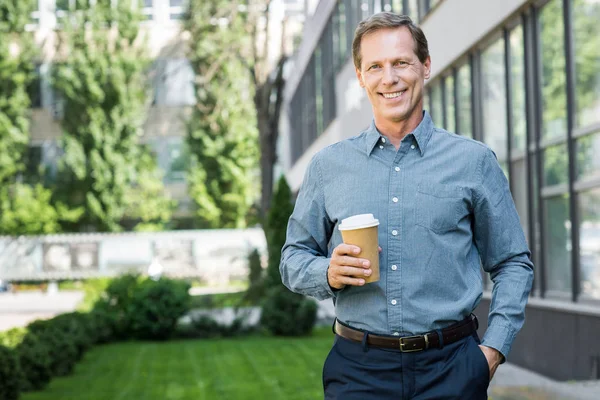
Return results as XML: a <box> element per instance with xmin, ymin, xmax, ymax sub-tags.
<box><xmin>279</xmin><ymin>0</ymin><xmax>600</xmax><ymax>380</ymax></box>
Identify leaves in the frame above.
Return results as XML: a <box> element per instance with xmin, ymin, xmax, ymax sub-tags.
<box><xmin>185</xmin><ymin>0</ymin><xmax>259</xmax><ymax>229</ymax></box>
<box><xmin>52</xmin><ymin>1</ymin><xmax>171</xmax><ymax>232</ymax></box>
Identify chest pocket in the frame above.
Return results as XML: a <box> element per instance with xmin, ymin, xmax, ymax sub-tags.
<box><xmin>415</xmin><ymin>183</ymin><xmax>465</xmax><ymax>233</ymax></box>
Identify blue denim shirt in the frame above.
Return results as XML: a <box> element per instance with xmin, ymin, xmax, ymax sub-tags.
<box><xmin>280</xmin><ymin>111</ymin><xmax>534</xmax><ymax>358</ymax></box>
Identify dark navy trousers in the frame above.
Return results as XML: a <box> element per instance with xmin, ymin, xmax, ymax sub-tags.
<box><xmin>323</xmin><ymin>332</ymin><xmax>490</xmax><ymax>400</ymax></box>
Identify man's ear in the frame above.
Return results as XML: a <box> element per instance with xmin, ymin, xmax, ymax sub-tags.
<box><xmin>423</xmin><ymin>56</ymin><xmax>432</xmax><ymax>80</ymax></box>
<box><xmin>355</xmin><ymin>68</ymin><xmax>365</xmax><ymax>88</ymax></box>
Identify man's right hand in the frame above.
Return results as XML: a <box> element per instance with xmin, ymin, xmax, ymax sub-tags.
<box><xmin>327</xmin><ymin>244</ymin><xmax>374</xmax><ymax>290</ymax></box>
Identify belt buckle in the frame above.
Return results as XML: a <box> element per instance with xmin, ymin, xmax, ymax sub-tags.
<box><xmin>399</xmin><ymin>334</ymin><xmax>429</xmax><ymax>352</ymax></box>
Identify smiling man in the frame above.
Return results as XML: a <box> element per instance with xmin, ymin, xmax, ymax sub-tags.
<box><xmin>280</xmin><ymin>12</ymin><xmax>533</xmax><ymax>400</ymax></box>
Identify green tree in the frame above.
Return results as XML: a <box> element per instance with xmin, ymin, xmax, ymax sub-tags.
<box><xmin>265</xmin><ymin>175</ymin><xmax>293</xmax><ymax>288</ymax></box>
<box><xmin>260</xmin><ymin>176</ymin><xmax>317</xmax><ymax>335</ymax></box>
<box><xmin>0</xmin><ymin>0</ymin><xmax>35</xmax><ymax>185</ymax></box>
<box><xmin>0</xmin><ymin>0</ymin><xmax>80</xmax><ymax>236</ymax></box>
<box><xmin>51</xmin><ymin>1</ymin><xmax>171</xmax><ymax>232</ymax></box>
<box><xmin>0</xmin><ymin>184</ymin><xmax>81</xmax><ymax>235</ymax></box>
<box><xmin>123</xmin><ymin>150</ymin><xmax>176</xmax><ymax>232</ymax></box>
<box><xmin>184</xmin><ymin>0</ymin><xmax>259</xmax><ymax>229</ymax></box>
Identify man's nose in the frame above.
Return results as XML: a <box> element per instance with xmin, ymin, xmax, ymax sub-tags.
<box><xmin>382</xmin><ymin>66</ymin><xmax>399</xmax><ymax>85</ymax></box>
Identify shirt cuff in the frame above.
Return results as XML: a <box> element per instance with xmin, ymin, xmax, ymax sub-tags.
<box><xmin>481</xmin><ymin>322</ymin><xmax>515</xmax><ymax>362</ymax></box>
<box><xmin>314</xmin><ymin>257</ymin><xmax>337</xmax><ymax>300</ymax></box>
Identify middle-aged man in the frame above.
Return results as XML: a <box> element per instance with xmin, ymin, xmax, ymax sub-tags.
<box><xmin>280</xmin><ymin>12</ymin><xmax>534</xmax><ymax>400</ymax></box>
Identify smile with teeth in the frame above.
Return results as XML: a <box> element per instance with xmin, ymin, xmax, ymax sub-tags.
<box><xmin>381</xmin><ymin>90</ymin><xmax>405</xmax><ymax>99</ymax></box>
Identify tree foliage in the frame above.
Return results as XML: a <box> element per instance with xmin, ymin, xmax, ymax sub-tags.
<box><xmin>265</xmin><ymin>175</ymin><xmax>293</xmax><ymax>288</ymax></box>
<box><xmin>0</xmin><ymin>0</ymin><xmax>80</xmax><ymax>236</ymax></box>
<box><xmin>260</xmin><ymin>175</ymin><xmax>317</xmax><ymax>335</ymax></box>
<box><xmin>184</xmin><ymin>0</ymin><xmax>259</xmax><ymax>229</ymax></box>
<box><xmin>0</xmin><ymin>0</ymin><xmax>35</xmax><ymax>185</ymax></box>
<box><xmin>51</xmin><ymin>1</ymin><xmax>171</xmax><ymax>232</ymax></box>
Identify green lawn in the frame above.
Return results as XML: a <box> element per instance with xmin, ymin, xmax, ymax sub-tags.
<box><xmin>19</xmin><ymin>326</ymin><xmax>569</xmax><ymax>400</ymax></box>
<box><xmin>22</xmin><ymin>328</ymin><xmax>333</xmax><ymax>400</ymax></box>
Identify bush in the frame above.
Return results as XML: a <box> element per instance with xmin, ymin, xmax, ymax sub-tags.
<box><xmin>0</xmin><ymin>328</ymin><xmax>51</xmax><ymax>392</ymax></box>
<box><xmin>0</xmin><ymin>344</ymin><xmax>21</xmax><ymax>400</ymax></box>
<box><xmin>98</xmin><ymin>274</ymin><xmax>141</xmax><ymax>340</ymax></box>
<box><xmin>127</xmin><ymin>278</ymin><xmax>191</xmax><ymax>340</ymax></box>
<box><xmin>260</xmin><ymin>287</ymin><xmax>317</xmax><ymax>336</ymax></box>
<box><xmin>244</xmin><ymin>248</ymin><xmax>264</xmax><ymax>302</ymax></box>
<box><xmin>27</xmin><ymin>320</ymin><xmax>78</xmax><ymax>377</ymax></box>
<box><xmin>48</xmin><ymin>313</ymin><xmax>95</xmax><ymax>358</ymax></box>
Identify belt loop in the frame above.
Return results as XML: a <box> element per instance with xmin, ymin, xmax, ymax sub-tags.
<box><xmin>471</xmin><ymin>314</ymin><xmax>479</xmax><ymax>330</ymax></box>
<box><xmin>361</xmin><ymin>332</ymin><xmax>369</xmax><ymax>352</ymax></box>
<box><xmin>436</xmin><ymin>329</ymin><xmax>444</xmax><ymax>349</ymax></box>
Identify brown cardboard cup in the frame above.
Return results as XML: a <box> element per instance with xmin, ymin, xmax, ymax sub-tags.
<box><xmin>338</xmin><ymin>214</ymin><xmax>380</xmax><ymax>283</ymax></box>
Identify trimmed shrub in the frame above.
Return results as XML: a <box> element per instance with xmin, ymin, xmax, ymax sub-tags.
<box><xmin>0</xmin><ymin>344</ymin><xmax>21</xmax><ymax>400</ymax></box>
<box><xmin>260</xmin><ymin>287</ymin><xmax>317</xmax><ymax>336</ymax></box>
<box><xmin>0</xmin><ymin>328</ymin><xmax>51</xmax><ymax>391</ymax></box>
<box><xmin>244</xmin><ymin>248</ymin><xmax>264</xmax><ymax>302</ymax></box>
<box><xmin>98</xmin><ymin>274</ymin><xmax>141</xmax><ymax>339</ymax></box>
<box><xmin>48</xmin><ymin>313</ymin><xmax>94</xmax><ymax>359</ymax></box>
<box><xmin>127</xmin><ymin>278</ymin><xmax>191</xmax><ymax>340</ymax></box>
<box><xmin>27</xmin><ymin>320</ymin><xmax>78</xmax><ymax>377</ymax></box>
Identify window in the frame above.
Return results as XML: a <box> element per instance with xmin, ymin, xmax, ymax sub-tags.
<box><xmin>544</xmin><ymin>194</ymin><xmax>572</xmax><ymax>294</ymax></box>
<box><xmin>429</xmin><ymin>81</ymin><xmax>442</xmax><ymax>127</ymax></box>
<box><xmin>576</xmin><ymin>131</ymin><xmax>600</xmax><ymax>181</ymax></box>
<box><xmin>406</xmin><ymin>0</ymin><xmax>418</xmax><ymax>20</ymax></box>
<box><xmin>152</xmin><ymin>59</ymin><xmax>195</xmax><ymax>107</ymax></box>
<box><xmin>345</xmin><ymin>0</ymin><xmax>358</xmax><ymax>57</ymax></box>
<box><xmin>337</xmin><ymin>2</ymin><xmax>348</xmax><ymax>66</ymax></box>
<box><xmin>142</xmin><ymin>0</ymin><xmax>153</xmax><ymax>20</ymax></box>
<box><xmin>572</xmin><ymin>0</ymin><xmax>600</xmax><ymax>129</ymax></box>
<box><xmin>27</xmin><ymin>64</ymin><xmax>42</xmax><ymax>109</ymax></box>
<box><xmin>361</xmin><ymin>0</ymin><xmax>370</xmax><ymax>19</ymax></box>
<box><xmin>319</xmin><ymin>24</ymin><xmax>337</xmax><ymax>134</ymax></box>
<box><xmin>169</xmin><ymin>0</ymin><xmax>187</xmax><ymax>20</ymax></box>
<box><xmin>444</xmin><ymin>75</ymin><xmax>455</xmax><ymax>133</ymax></box>
<box><xmin>315</xmin><ymin>47</ymin><xmax>323</xmax><ymax>136</ymax></box>
<box><xmin>579</xmin><ymin>187</ymin><xmax>600</xmax><ymax>300</ymax></box>
<box><xmin>148</xmin><ymin>137</ymin><xmax>188</xmax><ymax>183</ymax></box>
<box><xmin>481</xmin><ymin>38</ymin><xmax>507</xmax><ymax>170</ymax></box>
<box><xmin>509</xmin><ymin>25</ymin><xmax>526</xmax><ymax>154</ymax></box>
<box><xmin>539</xmin><ymin>0</ymin><xmax>567</xmax><ymax>142</ymax></box>
<box><xmin>542</xmin><ymin>144</ymin><xmax>569</xmax><ymax>186</ymax></box>
<box><xmin>456</xmin><ymin>63</ymin><xmax>472</xmax><ymax>138</ymax></box>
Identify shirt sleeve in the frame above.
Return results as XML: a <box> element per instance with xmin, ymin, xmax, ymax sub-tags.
<box><xmin>280</xmin><ymin>154</ymin><xmax>336</xmax><ymax>301</ymax></box>
<box><xmin>472</xmin><ymin>148</ymin><xmax>534</xmax><ymax>360</ymax></box>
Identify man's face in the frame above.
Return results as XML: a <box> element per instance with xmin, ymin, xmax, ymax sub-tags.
<box><xmin>355</xmin><ymin>27</ymin><xmax>431</xmax><ymax>125</ymax></box>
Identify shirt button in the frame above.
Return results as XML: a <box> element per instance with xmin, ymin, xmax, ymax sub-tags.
<box><xmin>411</xmin><ymin>145</ymin><xmax>415</xmax><ymax>149</ymax></box>
<box><xmin>379</xmin><ymin>145</ymin><xmax>384</xmax><ymax>149</ymax></box>
<box><xmin>381</xmin><ymin>138</ymin><xmax>386</xmax><ymax>143</ymax></box>
<box><xmin>392</xmin><ymin>230</ymin><xmax>398</xmax><ymax>236</ymax></box>
<box><xmin>394</xmin><ymin>167</ymin><xmax>400</xmax><ymax>172</ymax></box>
<box><xmin>391</xmin><ymin>299</ymin><xmax>397</xmax><ymax>305</ymax></box>
<box><xmin>391</xmin><ymin>265</ymin><xmax>397</xmax><ymax>270</ymax></box>
<box><xmin>392</xmin><ymin>197</ymin><xmax>398</xmax><ymax>203</ymax></box>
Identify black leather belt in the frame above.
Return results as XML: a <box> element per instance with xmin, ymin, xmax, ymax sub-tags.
<box><xmin>334</xmin><ymin>314</ymin><xmax>478</xmax><ymax>352</ymax></box>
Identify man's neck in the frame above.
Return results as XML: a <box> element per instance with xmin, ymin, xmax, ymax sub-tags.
<box><xmin>374</xmin><ymin>111</ymin><xmax>424</xmax><ymax>150</ymax></box>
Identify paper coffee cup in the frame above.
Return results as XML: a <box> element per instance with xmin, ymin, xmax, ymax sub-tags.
<box><xmin>338</xmin><ymin>214</ymin><xmax>380</xmax><ymax>283</ymax></box>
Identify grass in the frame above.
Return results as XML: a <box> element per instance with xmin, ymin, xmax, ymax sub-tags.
<box><xmin>18</xmin><ymin>325</ymin><xmax>572</xmax><ymax>400</ymax></box>
<box><xmin>21</xmin><ymin>328</ymin><xmax>333</xmax><ymax>400</ymax></box>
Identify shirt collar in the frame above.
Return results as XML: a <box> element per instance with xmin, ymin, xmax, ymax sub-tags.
<box><xmin>365</xmin><ymin>110</ymin><xmax>435</xmax><ymax>157</ymax></box>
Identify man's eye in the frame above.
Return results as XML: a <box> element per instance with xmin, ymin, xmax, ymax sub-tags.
<box><xmin>395</xmin><ymin>61</ymin><xmax>407</xmax><ymax>66</ymax></box>
<box><xmin>369</xmin><ymin>65</ymin><xmax>380</xmax><ymax>70</ymax></box>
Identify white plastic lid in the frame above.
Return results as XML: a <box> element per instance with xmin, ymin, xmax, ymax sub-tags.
<box><xmin>338</xmin><ymin>213</ymin><xmax>380</xmax><ymax>231</ymax></box>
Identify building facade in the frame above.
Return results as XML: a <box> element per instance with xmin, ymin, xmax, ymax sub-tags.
<box><xmin>279</xmin><ymin>0</ymin><xmax>600</xmax><ymax>380</ymax></box>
